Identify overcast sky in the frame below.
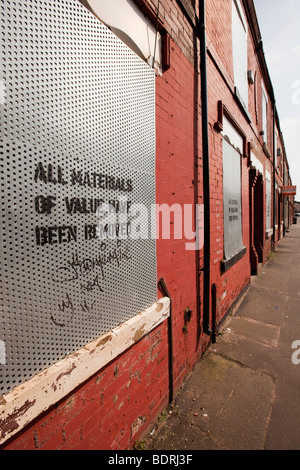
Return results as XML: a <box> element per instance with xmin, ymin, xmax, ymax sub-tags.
<box><xmin>253</xmin><ymin>0</ymin><xmax>300</xmax><ymax>199</ymax></box>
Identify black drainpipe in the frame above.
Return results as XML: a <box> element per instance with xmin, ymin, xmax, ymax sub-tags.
<box><xmin>158</xmin><ymin>277</ymin><xmax>174</xmax><ymax>404</ymax></box>
<box><xmin>272</xmin><ymin>101</ymin><xmax>276</xmax><ymax>248</ymax></box>
<box><xmin>199</xmin><ymin>0</ymin><xmax>212</xmax><ymax>336</ymax></box>
<box><xmin>211</xmin><ymin>283</ymin><xmax>217</xmax><ymax>344</ymax></box>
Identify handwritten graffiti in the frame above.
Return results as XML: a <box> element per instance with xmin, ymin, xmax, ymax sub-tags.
<box><xmin>50</xmin><ymin>241</ymin><xmax>131</xmax><ymax>327</ymax></box>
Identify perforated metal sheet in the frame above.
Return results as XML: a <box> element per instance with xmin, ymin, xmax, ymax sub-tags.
<box><xmin>0</xmin><ymin>0</ymin><xmax>157</xmax><ymax>395</ymax></box>
<box><xmin>223</xmin><ymin>138</ymin><xmax>243</xmax><ymax>260</ymax></box>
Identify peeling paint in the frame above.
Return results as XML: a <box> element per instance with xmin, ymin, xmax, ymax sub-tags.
<box><xmin>0</xmin><ymin>396</ymin><xmax>7</xmax><ymax>406</ymax></box>
<box><xmin>131</xmin><ymin>415</ymin><xmax>146</xmax><ymax>437</ymax></box>
<box><xmin>56</xmin><ymin>364</ymin><xmax>76</xmax><ymax>383</ymax></box>
<box><xmin>72</xmin><ymin>352</ymin><xmax>81</xmax><ymax>357</ymax></box>
<box><xmin>133</xmin><ymin>325</ymin><xmax>146</xmax><ymax>343</ymax></box>
<box><xmin>96</xmin><ymin>335</ymin><xmax>113</xmax><ymax>349</ymax></box>
<box><xmin>0</xmin><ymin>399</ymin><xmax>36</xmax><ymax>440</ymax></box>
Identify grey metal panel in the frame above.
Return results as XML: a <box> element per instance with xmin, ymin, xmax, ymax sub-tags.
<box><xmin>223</xmin><ymin>138</ymin><xmax>244</xmax><ymax>260</ymax></box>
<box><xmin>266</xmin><ymin>173</ymin><xmax>272</xmax><ymax>231</ymax></box>
<box><xmin>284</xmin><ymin>198</ymin><xmax>289</xmax><ymax>227</ymax></box>
<box><xmin>0</xmin><ymin>0</ymin><xmax>157</xmax><ymax>395</ymax></box>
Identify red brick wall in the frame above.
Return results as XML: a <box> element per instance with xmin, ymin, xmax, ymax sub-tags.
<box><xmin>155</xmin><ymin>39</ymin><xmax>209</xmax><ymax>385</ymax></box>
<box><xmin>206</xmin><ymin>0</ymin><xmax>234</xmax><ymax>81</ymax></box>
<box><xmin>205</xmin><ymin>0</ymin><xmax>250</xmax><ymax>324</ymax></box>
<box><xmin>205</xmin><ymin>0</ymin><xmax>277</xmax><ymax>322</ymax></box>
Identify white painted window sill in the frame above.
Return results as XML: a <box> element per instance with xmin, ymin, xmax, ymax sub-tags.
<box><xmin>0</xmin><ymin>297</ymin><xmax>170</xmax><ymax>446</ymax></box>
<box><xmin>266</xmin><ymin>228</ymin><xmax>273</xmax><ymax>239</ymax></box>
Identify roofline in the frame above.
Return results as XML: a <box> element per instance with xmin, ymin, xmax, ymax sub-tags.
<box><xmin>243</xmin><ymin>0</ymin><xmax>293</xmax><ymax>176</ymax></box>
<box><xmin>242</xmin><ymin>0</ymin><xmax>275</xmax><ymax>104</ymax></box>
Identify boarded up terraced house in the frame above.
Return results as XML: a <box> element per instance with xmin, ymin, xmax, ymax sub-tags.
<box><xmin>0</xmin><ymin>0</ymin><xmax>295</xmax><ymax>450</ymax></box>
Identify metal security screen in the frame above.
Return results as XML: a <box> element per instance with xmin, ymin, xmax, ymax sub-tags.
<box><xmin>223</xmin><ymin>138</ymin><xmax>244</xmax><ymax>260</ymax></box>
<box><xmin>266</xmin><ymin>172</ymin><xmax>272</xmax><ymax>231</ymax></box>
<box><xmin>0</xmin><ymin>0</ymin><xmax>157</xmax><ymax>395</ymax></box>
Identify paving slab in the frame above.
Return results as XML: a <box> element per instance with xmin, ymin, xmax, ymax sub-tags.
<box><xmin>225</xmin><ymin>317</ymin><xmax>281</xmax><ymax>347</ymax></box>
<box><xmin>235</xmin><ymin>285</ymin><xmax>288</xmax><ymax>326</ymax></box>
<box><xmin>149</xmin><ymin>352</ymin><xmax>275</xmax><ymax>450</ymax></box>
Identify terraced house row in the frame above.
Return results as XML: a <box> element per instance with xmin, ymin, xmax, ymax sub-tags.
<box><xmin>0</xmin><ymin>0</ymin><xmax>295</xmax><ymax>450</ymax></box>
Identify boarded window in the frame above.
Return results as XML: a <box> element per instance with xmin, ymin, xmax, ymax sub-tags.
<box><xmin>274</xmin><ymin>128</ymin><xmax>278</xmax><ymax>168</ymax></box>
<box><xmin>223</xmin><ymin>138</ymin><xmax>244</xmax><ymax>261</ymax></box>
<box><xmin>265</xmin><ymin>171</ymin><xmax>272</xmax><ymax>231</ymax></box>
<box><xmin>0</xmin><ymin>0</ymin><xmax>157</xmax><ymax>395</ymax></box>
<box><xmin>262</xmin><ymin>81</ymin><xmax>268</xmax><ymax>144</ymax></box>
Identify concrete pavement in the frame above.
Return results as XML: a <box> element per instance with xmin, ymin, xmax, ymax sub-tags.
<box><xmin>144</xmin><ymin>224</ymin><xmax>300</xmax><ymax>450</ymax></box>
